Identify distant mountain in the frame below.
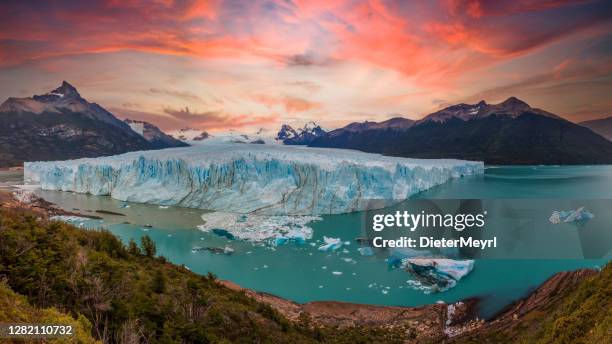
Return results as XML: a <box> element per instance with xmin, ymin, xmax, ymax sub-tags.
<box><xmin>124</xmin><ymin>119</ymin><xmax>187</xmax><ymax>149</ymax></box>
<box><xmin>314</xmin><ymin>117</ymin><xmax>414</xmax><ymax>151</ymax></box>
<box><xmin>416</xmin><ymin>97</ymin><xmax>560</xmax><ymax>124</ymax></box>
<box><xmin>169</xmin><ymin>127</ymin><xmax>211</xmax><ymax>141</ymax></box>
<box><xmin>579</xmin><ymin>116</ymin><xmax>612</xmax><ymax>141</ymax></box>
<box><xmin>276</xmin><ymin>121</ymin><xmax>326</xmax><ymax>144</ymax></box>
<box><xmin>310</xmin><ymin>97</ymin><xmax>612</xmax><ymax>165</ymax></box>
<box><xmin>0</xmin><ymin>81</ymin><xmax>182</xmax><ymax>167</ymax></box>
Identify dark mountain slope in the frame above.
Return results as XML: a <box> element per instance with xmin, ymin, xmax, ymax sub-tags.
<box><xmin>124</xmin><ymin>118</ymin><xmax>188</xmax><ymax>149</ymax></box>
<box><xmin>579</xmin><ymin>116</ymin><xmax>612</xmax><ymax>141</ymax></box>
<box><xmin>311</xmin><ymin>98</ymin><xmax>612</xmax><ymax>164</ymax></box>
<box><xmin>0</xmin><ymin>82</ymin><xmax>181</xmax><ymax>167</ymax></box>
<box><xmin>382</xmin><ymin>113</ymin><xmax>612</xmax><ymax>164</ymax></box>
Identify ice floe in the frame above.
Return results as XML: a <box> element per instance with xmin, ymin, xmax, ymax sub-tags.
<box><xmin>549</xmin><ymin>206</ymin><xmax>594</xmax><ymax>225</ymax></box>
<box><xmin>197</xmin><ymin>212</ymin><xmax>320</xmax><ymax>243</ymax></box>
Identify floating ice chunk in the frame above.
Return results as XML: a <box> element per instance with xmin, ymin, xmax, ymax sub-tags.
<box><xmin>358</xmin><ymin>247</ymin><xmax>375</xmax><ymax>256</ymax></box>
<box><xmin>197</xmin><ymin>212</ymin><xmax>319</xmax><ymax>243</ymax></box>
<box><xmin>318</xmin><ymin>236</ymin><xmax>343</xmax><ymax>251</ymax></box>
<box><xmin>342</xmin><ymin>258</ymin><xmax>356</xmax><ymax>264</ymax></box>
<box><xmin>549</xmin><ymin>207</ymin><xmax>594</xmax><ymax>225</ymax></box>
<box><xmin>224</xmin><ymin>246</ymin><xmax>234</xmax><ymax>254</ymax></box>
<box><xmin>403</xmin><ymin>258</ymin><xmax>474</xmax><ymax>292</ymax></box>
<box><xmin>274</xmin><ymin>229</ymin><xmax>307</xmax><ymax>246</ymax></box>
<box><xmin>158</xmin><ymin>205</ymin><xmax>170</xmax><ymax>209</ymax></box>
<box><xmin>24</xmin><ymin>143</ymin><xmax>484</xmax><ymax>215</ymax></box>
<box><xmin>382</xmin><ymin>290</ymin><xmax>388</xmax><ymax>294</ymax></box>
<box><xmin>332</xmin><ymin>271</ymin><xmax>343</xmax><ymax>275</ymax></box>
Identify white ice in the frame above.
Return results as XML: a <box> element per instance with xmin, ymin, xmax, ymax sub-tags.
<box><xmin>196</xmin><ymin>212</ymin><xmax>320</xmax><ymax>243</ymax></box>
<box><xmin>24</xmin><ymin>143</ymin><xmax>483</xmax><ymax>215</ymax></box>
<box><xmin>318</xmin><ymin>236</ymin><xmax>343</xmax><ymax>251</ymax></box>
<box><xmin>549</xmin><ymin>207</ymin><xmax>594</xmax><ymax>225</ymax></box>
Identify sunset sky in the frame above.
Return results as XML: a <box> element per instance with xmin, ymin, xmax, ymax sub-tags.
<box><xmin>1</xmin><ymin>0</ymin><xmax>611</xmax><ymax>132</ymax></box>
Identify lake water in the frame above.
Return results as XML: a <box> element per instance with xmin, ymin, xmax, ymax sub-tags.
<box><xmin>4</xmin><ymin>165</ymin><xmax>610</xmax><ymax>319</ymax></box>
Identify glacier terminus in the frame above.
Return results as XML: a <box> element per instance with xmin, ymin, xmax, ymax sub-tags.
<box><xmin>24</xmin><ymin>143</ymin><xmax>483</xmax><ymax>215</ymax></box>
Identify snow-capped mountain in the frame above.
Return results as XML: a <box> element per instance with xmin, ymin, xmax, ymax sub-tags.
<box><xmin>276</xmin><ymin>124</ymin><xmax>298</xmax><ymax>141</ymax></box>
<box><xmin>124</xmin><ymin>119</ymin><xmax>187</xmax><ymax>149</ymax></box>
<box><xmin>170</xmin><ymin>128</ymin><xmax>281</xmax><ymax>144</ymax></box>
<box><xmin>169</xmin><ymin>127</ymin><xmax>211</xmax><ymax>141</ymax></box>
<box><xmin>0</xmin><ymin>82</ymin><xmax>181</xmax><ymax>167</ymax></box>
<box><xmin>276</xmin><ymin>121</ymin><xmax>326</xmax><ymax>145</ymax></box>
<box><xmin>417</xmin><ymin>97</ymin><xmax>559</xmax><ymax>124</ymax></box>
<box><xmin>1</xmin><ymin>81</ymin><xmax>129</xmax><ymax>129</ymax></box>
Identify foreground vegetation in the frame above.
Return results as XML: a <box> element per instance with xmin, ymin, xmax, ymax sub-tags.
<box><xmin>0</xmin><ymin>209</ymin><xmax>406</xmax><ymax>343</ymax></box>
<box><xmin>0</xmin><ymin>207</ymin><xmax>609</xmax><ymax>343</ymax></box>
<box><xmin>454</xmin><ymin>262</ymin><xmax>611</xmax><ymax>344</ymax></box>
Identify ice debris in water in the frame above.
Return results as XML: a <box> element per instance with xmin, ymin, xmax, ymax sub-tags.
<box><xmin>273</xmin><ymin>229</ymin><xmax>308</xmax><ymax>246</ymax></box>
<box><xmin>318</xmin><ymin>236</ymin><xmax>343</xmax><ymax>251</ymax></box>
<box><xmin>358</xmin><ymin>247</ymin><xmax>375</xmax><ymax>256</ymax></box>
<box><xmin>402</xmin><ymin>258</ymin><xmax>474</xmax><ymax>293</ymax></box>
<box><xmin>549</xmin><ymin>207</ymin><xmax>594</xmax><ymax>225</ymax></box>
<box><xmin>24</xmin><ymin>143</ymin><xmax>483</xmax><ymax>215</ymax></box>
<box><xmin>197</xmin><ymin>212</ymin><xmax>320</xmax><ymax>243</ymax></box>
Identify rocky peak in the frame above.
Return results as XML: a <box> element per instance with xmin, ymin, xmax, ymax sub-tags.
<box><xmin>276</xmin><ymin>124</ymin><xmax>299</xmax><ymax>140</ymax></box>
<box><xmin>33</xmin><ymin>81</ymin><xmax>81</xmax><ymax>102</ymax></box>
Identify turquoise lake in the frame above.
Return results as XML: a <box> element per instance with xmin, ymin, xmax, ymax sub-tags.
<box><xmin>5</xmin><ymin>165</ymin><xmax>611</xmax><ymax>319</ymax></box>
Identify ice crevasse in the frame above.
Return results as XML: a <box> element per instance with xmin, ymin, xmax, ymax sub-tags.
<box><xmin>24</xmin><ymin>144</ymin><xmax>483</xmax><ymax>215</ymax></box>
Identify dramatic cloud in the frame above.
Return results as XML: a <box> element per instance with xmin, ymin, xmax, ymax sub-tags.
<box><xmin>163</xmin><ymin>106</ymin><xmax>278</xmax><ymax>131</ymax></box>
<box><xmin>1</xmin><ymin>0</ymin><xmax>611</xmax><ymax>128</ymax></box>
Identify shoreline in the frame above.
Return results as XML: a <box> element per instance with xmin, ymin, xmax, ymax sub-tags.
<box><xmin>0</xmin><ymin>189</ymin><xmax>598</xmax><ymax>341</ymax></box>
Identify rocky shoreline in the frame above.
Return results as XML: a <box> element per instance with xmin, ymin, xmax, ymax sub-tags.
<box><xmin>0</xmin><ymin>189</ymin><xmax>597</xmax><ymax>342</ymax></box>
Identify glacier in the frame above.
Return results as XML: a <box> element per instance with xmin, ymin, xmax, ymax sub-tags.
<box><xmin>24</xmin><ymin>143</ymin><xmax>483</xmax><ymax>215</ymax></box>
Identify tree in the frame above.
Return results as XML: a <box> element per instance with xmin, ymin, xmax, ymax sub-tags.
<box><xmin>140</xmin><ymin>235</ymin><xmax>156</xmax><ymax>257</ymax></box>
<box><xmin>151</xmin><ymin>270</ymin><xmax>166</xmax><ymax>293</ymax></box>
<box><xmin>127</xmin><ymin>239</ymin><xmax>140</xmax><ymax>255</ymax></box>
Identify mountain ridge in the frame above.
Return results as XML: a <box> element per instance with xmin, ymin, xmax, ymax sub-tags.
<box><xmin>579</xmin><ymin>116</ymin><xmax>612</xmax><ymax>141</ymax></box>
<box><xmin>310</xmin><ymin>97</ymin><xmax>612</xmax><ymax>165</ymax></box>
<box><xmin>0</xmin><ymin>82</ymin><xmax>184</xmax><ymax>167</ymax></box>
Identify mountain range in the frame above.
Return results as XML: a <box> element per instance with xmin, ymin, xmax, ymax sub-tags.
<box><xmin>0</xmin><ymin>82</ymin><xmax>186</xmax><ymax>167</ymax></box>
<box><xmin>579</xmin><ymin>116</ymin><xmax>612</xmax><ymax>141</ymax></box>
<box><xmin>2</xmin><ymin>82</ymin><xmax>612</xmax><ymax>167</ymax></box>
<box><xmin>310</xmin><ymin>97</ymin><xmax>612</xmax><ymax>165</ymax></box>
<box><xmin>276</xmin><ymin>121</ymin><xmax>326</xmax><ymax>144</ymax></box>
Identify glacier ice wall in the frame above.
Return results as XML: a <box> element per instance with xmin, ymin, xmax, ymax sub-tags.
<box><xmin>24</xmin><ymin>144</ymin><xmax>483</xmax><ymax>215</ymax></box>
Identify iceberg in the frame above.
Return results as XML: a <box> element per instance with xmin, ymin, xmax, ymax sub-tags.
<box><xmin>24</xmin><ymin>143</ymin><xmax>483</xmax><ymax>215</ymax></box>
<box><xmin>318</xmin><ymin>236</ymin><xmax>343</xmax><ymax>252</ymax></box>
<box><xmin>549</xmin><ymin>207</ymin><xmax>594</xmax><ymax>225</ymax></box>
<box><xmin>358</xmin><ymin>247</ymin><xmax>375</xmax><ymax>256</ymax></box>
<box><xmin>197</xmin><ymin>212</ymin><xmax>319</xmax><ymax>243</ymax></box>
<box><xmin>403</xmin><ymin>258</ymin><xmax>474</xmax><ymax>292</ymax></box>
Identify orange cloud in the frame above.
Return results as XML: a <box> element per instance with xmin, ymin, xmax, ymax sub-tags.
<box><xmin>252</xmin><ymin>94</ymin><xmax>321</xmax><ymax>113</ymax></box>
